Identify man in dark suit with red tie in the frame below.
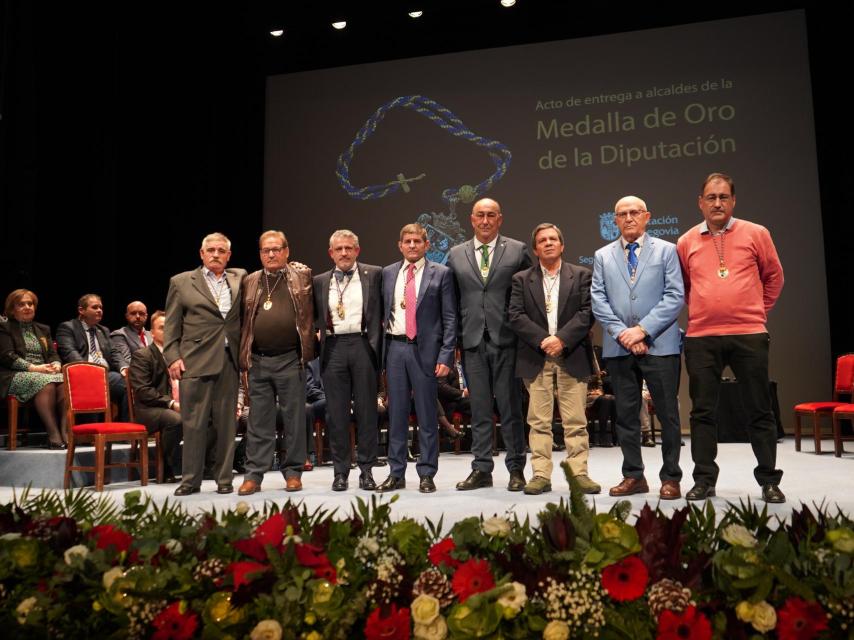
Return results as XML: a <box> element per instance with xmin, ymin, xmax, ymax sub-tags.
<box><xmin>313</xmin><ymin>229</ymin><xmax>382</xmax><ymax>491</ymax></box>
<box><xmin>378</xmin><ymin>223</ymin><xmax>456</xmax><ymax>493</ymax></box>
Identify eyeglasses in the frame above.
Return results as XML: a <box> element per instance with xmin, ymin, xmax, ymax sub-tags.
<box><xmin>260</xmin><ymin>247</ymin><xmax>286</xmax><ymax>255</ymax></box>
<box><xmin>614</xmin><ymin>209</ymin><xmax>646</xmax><ymax>219</ymax></box>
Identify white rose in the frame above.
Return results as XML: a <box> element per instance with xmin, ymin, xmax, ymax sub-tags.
<box><xmin>164</xmin><ymin>539</ymin><xmax>182</xmax><ymax>554</ymax></box>
<box><xmin>482</xmin><ymin>516</ymin><xmax>512</xmax><ymax>538</ymax></box>
<box><xmin>16</xmin><ymin>596</ymin><xmax>37</xmax><ymax>625</ymax></box>
<box><xmin>359</xmin><ymin>536</ymin><xmax>380</xmax><ymax>555</ymax></box>
<box><xmin>497</xmin><ymin>582</ymin><xmax>527</xmax><ymax>617</ymax></box>
<box><xmin>102</xmin><ymin>566</ymin><xmax>124</xmax><ymax>590</ymax></box>
<box><xmin>543</xmin><ymin>620</ymin><xmax>570</xmax><ymax>640</ymax></box>
<box><xmin>411</xmin><ymin>593</ymin><xmax>441</xmax><ymax>625</ymax></box>
<box><xmin>64</xmin><ymin>544</ymin><xmax>90</xmax><ymax>565</ymax></box>
<box><xmin>0</xmin><ymin>532</ymin><xmax>22</xmax><ymax>541</ymax></box>
<box><xmin>250</xmin><ymin>619</ymin><xmax>283</xmax><ymax>640</ymax></box>
<box><xmin>721</xmin><ymin>524</ymin><xmax>758</xmax><ymax>548</ymax></box>
<box><xmin>750</xmin><ymin>601</ymin><xmax>777</xmax><ymax>634</ymax></box>
<box><xmin>414</xmin><ymin>615</ymin><xmax>448</xmax><ymax>640</ymax></box>
<box><xmin>235</xmin><ymin>501</ymin><xmax>250</xmax><ymax>515</ymax></box>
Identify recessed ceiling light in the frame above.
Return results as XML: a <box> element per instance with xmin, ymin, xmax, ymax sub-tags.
<box><xmin>408</xmin><ymin>10</ymin><xmax>423</xmax><ymax>18</ymax></box>
<box><xmin>332</xmin><ymin>20</ymin><xmax>347</xmax><ymax>30</ymax></box>
<box><xmin>270</xmin><ymin>29</ymin><xmax>284</xmax><ymax>37</ymax></box>
<box><xmin>500</xmin><ymin>0</ymin><xmax>516</xmax><ymax>7</ymax></box>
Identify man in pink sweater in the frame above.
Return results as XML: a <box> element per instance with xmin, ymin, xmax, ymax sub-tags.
<box><xmin>677</xmin><ymin>173</ymin><xmax>785</xmax><ymax>503</ymax></box>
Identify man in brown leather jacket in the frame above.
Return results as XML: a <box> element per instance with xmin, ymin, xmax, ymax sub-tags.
<box><xmin>237</xmin><ymin>230</ymin><xmax>315</xmax><ymax>494</ymax></box>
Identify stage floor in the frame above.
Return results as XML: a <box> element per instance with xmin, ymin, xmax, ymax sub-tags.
<box><xmin>1</xmin><ymin>438</ymin><xmax>850</xmax><ymax>526</ymax></box>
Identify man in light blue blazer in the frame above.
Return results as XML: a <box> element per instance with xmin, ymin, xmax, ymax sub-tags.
<box><xmin>591</xmin><ymin>195</ymin><xmax>684</xmax><ymax>499</ymax></box>
<box><xmin>378</xmin><ymin>223</ymin><xmax>457</xmax><ymax>493</ymax></box>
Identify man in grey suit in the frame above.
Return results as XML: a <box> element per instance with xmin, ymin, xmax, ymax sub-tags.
<box><xmin>509</xmin><ymin>223</ymin><xmax>600</xmax><ymax>495</ymax></box>
<box><xmin>111</xmin><ymin>301</ymin><xmax>153</xmax><ymax>369</ymax></box>
<box><xmin>591</xmin><ymin>195</ymin><xmax>684</xmax><ymax>499</ymax></box>
<box><xmin>447</xmin><ymin>198</ymin><xmax>530</xmax><ymax>491</ymax></box>
<box><xmin>313</xmin><ymin>229</ymin><xmax>381</xmax><ymax>492</ymax></box>
<box><xmin>165</xmin><ymin>232</ymin><xmax>245</xmax><ymax>496</ymax></box>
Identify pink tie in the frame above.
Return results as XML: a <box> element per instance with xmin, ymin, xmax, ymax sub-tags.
<box><xmin>405</xmin><ymin>263</ymin><xmax>417</xmax><ymax>340</ymax></box>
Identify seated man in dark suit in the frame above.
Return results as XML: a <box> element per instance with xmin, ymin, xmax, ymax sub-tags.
<box><xmin>128</xmin><ymin>310</ymin><xmax>182</xmax><ymax>482</ymax></box>
<box><xmin>111</xmin><ymin>301</ymin><xmax>153</xmax><ymax>370</ymax></box>
<box><xmin>303</xmin><ymin>357</ymin><xmax>325</xmax><ymax>469</ymax></box>
<box><xmin>56</xmin><ymin>293</ymin><xmax>129</xmax><ymax>421</ymax></box>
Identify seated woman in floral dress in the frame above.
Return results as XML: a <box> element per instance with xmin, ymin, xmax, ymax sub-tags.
<box><xmin>0</xmin><ymin>289</ymin><xmax>67</xmax><ymax>449</ymax></box>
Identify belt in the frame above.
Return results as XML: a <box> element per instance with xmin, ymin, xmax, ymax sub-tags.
<box><xmin>252</xmin><ymin>347</ymin><xmax>296</xmax><ymax>357</ymax></box>
<box><xmin>328</xmin><ymin>332</ymin><xmax>364</xmax><ymax>339</ymax></box>
<box><xmin>387</xmin><ymin>334</ymin><xmax>417</xmax><ymax>344</ymax></box>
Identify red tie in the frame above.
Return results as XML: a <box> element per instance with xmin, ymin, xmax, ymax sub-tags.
<box><xmin>139</xmin><ymin>330</ymin><xmax>147</xmax><ymax>347</ymax></box>
<box><xmin>405</xmin><ymin>263</ymin><xmax>417</xmax><ymax>340</ymax></box>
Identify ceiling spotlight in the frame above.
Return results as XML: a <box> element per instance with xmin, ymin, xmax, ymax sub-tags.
<box><xmin>332</xmin><ymin>20</ymin><xmax>347</xmax><ymax>30</ymax></box>
<box><xmin>269</xmin><ymin>29</ymin><xmax>284</xmax><ymax>37</ymax></box>
<box><xmin>500</xmin><ymin>0</ymin><xmax>516</xmax><ymax>7</ymax></box>
<box><xmin>408</xmin><ymin>10</ymin><xmax>423</xmax><ymax>18</ymax></box>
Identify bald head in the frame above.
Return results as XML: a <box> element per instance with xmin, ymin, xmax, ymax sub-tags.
<box><xmin>471</xmin><ymin>198</ymin><xmax>503</xmax><ymax>244</ymax></box>
<box><xmin>614</xmin><ymin>195</ymin><xmax>651</xmax><ymax>243</ymax></box>
<box><xmin>125</xmin><ymin>301</ymin><xmax>148</xmax><ymax>331</ymax></box>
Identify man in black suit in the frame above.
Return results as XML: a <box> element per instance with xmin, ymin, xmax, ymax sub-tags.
<box><xmin>313</xmin><ymin>229</ymin><xmax>381</xmax><ymax>491</ymax></box>
<box><xmin>128</xmin><ymin>310</ymin><xmax>182</xmax><ymax>482</ymax></box>
<box><xmin>56</xmin><ymin>293</ymin><xmax>129</xmax><ymax>421</ymax></box>
<box><xmin>509</xmin><ymin>223</ymin><xmax>600</xmax><ymax>495</ymax></box>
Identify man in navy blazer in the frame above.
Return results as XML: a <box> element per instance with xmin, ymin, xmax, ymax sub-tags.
<box><xmin>377</xmin><ymin>223</ymin><xmax>457</xmax><ymax>493</ymax></box>
<box><xmin>591</xmin><ymin>195</ymin><xmax>685</xmax><ymax>499</ymax></box>
<box><xmin>313</xmin><ymin>229</ymin><xmax>382</xmax><ymax>491</ymax></box>
<box><xmin>56</xmin><ymin>293</ymin><xmax>129</xmax><ymax>421</ymax></box>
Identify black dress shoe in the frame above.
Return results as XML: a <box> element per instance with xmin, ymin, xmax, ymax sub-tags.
<box><xmin>685</xmin><ymin>484</ymin><xmax>716</xmax><ymax>500</ymax></box>
<box><xmin>419</xmin><ymin>476</ymin><xmax>436</xmax><ymax>493</ymax></box>
<box><xmin>46</xmin><ymin>442</ymin><xmax>67</xmax><ymax>450</ymax></box>
<box><xmin>216</xmin><ymin>484</ymin><xmax>234</xmax><ymax>495</ymax></box>
<box><xmin>174</xmin><ymin>485</ymin><xmax>200</xmax><ymax>496</ymax></box>
<box><xmin>456</xmin><ymin>469</ymin><xmax>493</xmax><ymax>491</ymax></box>
<box><xmin>332</xmin><ymin>473</ymin><xmax>349</xmax><ymax>491</ymax></box>
<box><xmin>163</xmin><ymin>475</ymin><xmax>178</xmax><ymax>484</ymax></box>
<box><xmin>359</xmin><ymin>471</ymin><xmax>377</xmax><ymax>490</ymax></box>
<box><xmin>761</xmin><ymin>484</ymin><xmax>786</xmax><ymax>503</ymax></box>
<box><xmin>507</xmin><ymin>470</ymin><xmax>526</xmax><ymax>492</ymax></box>
<box><xmin>376</xmin><ymin>475</ymin><xmax>406</xmax><ymax>492</ymax></box>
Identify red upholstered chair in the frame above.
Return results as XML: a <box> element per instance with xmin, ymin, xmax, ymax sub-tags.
<box><xmin>831</xmin><ymin>404</ymin><xmax>854</xmax><ymax>457</ymax></box>
<box><xmin>63</xmin><ymin>362</ymin><xmax>148</xmax><ymax>491</ymax></box>
<box><xmin>793</xmin><ymin>353</ymin><xmax>854</xmax><ymax>454</ymax></box>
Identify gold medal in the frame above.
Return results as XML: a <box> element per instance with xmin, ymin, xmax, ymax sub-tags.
<box><xmin>545</xmin><ymin>300</ymin><xmax>552</xmax><ymax>313</ymax></box>
<box><xmin>718</xmin><ymin>266</ymin><xmax>729</xmax><ymax>279</ymax></box>
<box><xmin>337</xmin><ymin>302</ymin><xmax>346</xmax><ymax>319</ymax></box>
<box><xmin>480</xmin><ymin>265</ymin><xmax>489</xmax><ymax>278</ymax></box>
<box><xmin>263</xmin><ymin>299</ymin><xmax>273</xmax><ymax>310</ymax></box>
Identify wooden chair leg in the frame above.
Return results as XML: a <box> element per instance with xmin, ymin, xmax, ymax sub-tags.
<box><xmin>8</xmin><ymin>397</ymin><xmax>18</xmax><ymax>451</ymax></box>
<box><xmin>452</xmin><ymin>414</ymin><xmax>462</xmax><ymax>454</ymax></box>
<box><xmin>94</xmin><ymin>435</ymin><xmax>106</xmax><ymax>492</ymax></box>
<box><xmin>105</xmin><ymin>442</ymin><xmax>113</xmax><ymax>486</ymax></box>
<box><xmin>813</xmin><ymin>414</ymin><xmax>821</xmax><ymax>454</ymax></box>
<box><xmin>139</xmin><ymin>435</ymin><xmax>149</xmax><ymax>486</ymax></box>
<box><xmin>64</xmin><ymin>437</ymin><xmax>76</xmax><ymax>489</ymax></box>
<box><xmin>794</xmin><ymin>413</ymin><xmax>801</xmax><ymax>451</ymax></box>
<box><xmin>155</xmin><ymin>432</ymin><xmax>164</xmax><ymax>484</ymax></box>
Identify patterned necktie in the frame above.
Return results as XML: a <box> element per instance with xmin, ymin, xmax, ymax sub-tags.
<box><xmin>405</xmin><ymin>263</ymin><xmax>417</xmax><ymax>340</ymax></box>
<box><xmin>627</xmin><ymin>242</ymin><xmax>639</xmax><ymax>279</ymax></box>
<box><xmin>88</xmin><ymin>328</ymin><xmax>107</xmax><ymax>366</ymax></box>
<box><xmin>479</xmin><ymin>244</ymin><xmax>490</xmax><ymax>281</ymax></box>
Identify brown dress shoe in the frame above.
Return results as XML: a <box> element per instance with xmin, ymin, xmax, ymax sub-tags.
<box><xmin>285</xmin><ymin>476</ymin><xmax>303</xmax><ymax>492</ymax></box>
<box><xmin>659</xmin><ymin>480</ymin><xmax>681</xmax><ymax>500</ymax></box>
<box><xmin>238</xmin><ymin>479</ymin><xmax>261</xmax><ymax>496</ymax></box>
<box><xmin>609</xmin><ymin>476</ymin><xmax>649</xmax><ymax>496</ymax></box>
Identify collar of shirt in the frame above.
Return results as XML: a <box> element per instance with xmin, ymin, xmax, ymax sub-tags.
<box><xmin>79</xmin><ymin>319</ymin><xmax>97</xmax><ymax>333</ymax></box>
<box><xmin>264</xmin><ymin>268</ymin><xmax>287</xmax><ymax>277</ymax></box>
<box><xmin>540</xmin><ymin>263</ymin><xmax>561</xmax><ymax>278</ymax></box>
<box><xmin>401</xmin><ymin>257</ymin><xmax>426</xmax><ymax>273</ymax></box>
<box><xmin>474</xmin><ymin>237</ymin><xmax>498</xmax><ymax>252</ymax></box>
<box><xmin>621</xmin><ymin>233</ymin><xmax>647</xmax><ymax>249</ymax></box>
<box><xmin>203</xmin><ymin>266</ymin><xmax>227</xmax><ymax>281</ymax></box>
<box><xmin>700</xmin><ymin>216</ymin><xmax>737</xmax><ymax>235</ymax></box>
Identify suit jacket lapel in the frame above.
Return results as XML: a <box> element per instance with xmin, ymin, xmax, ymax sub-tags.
<box><xmin>634</xmin><ymin>237</ymin><xmax>652</xmax><ymax>283</ymax></box>
<box><xmin>320</xmin><ymin>270</ymin><xmax>332</xmax><ymax>321</ymax></box>
<box><xmin>528</xmin><ymin>268</ymin><xmax>547</xmax><ymax>324</ymax></box>
<box><xmin>486</xmin><ymin>237</ymin><xmax>507</xmax><ymax>286</ymax></box>
<box><xmin>359</xmin><ymin>265</ymin><xmax>370</xmax><ymax>317</ymax></box>
<box><xmin>557</xmin><ymin>262</ymin><xmax>574</xmax><ymax>317</ymax></box>
<box><xmin>417</xmin><ymin>261</ymin><xmax>435</xmax><ymax>309</ymax></box>
<box><xmin>612</xmin><ymin>241</ymin><xmax>631</xmax><ymax>288</ymax></box>
<box><xmin>191</xmin><ymin>267</ymin><xmax>217</xmax><ymax>307</ymax></box>
<box><xmin>463</xmin><ymin>239</ymin><xmax>481</xmax><ymax>282</ymax></box>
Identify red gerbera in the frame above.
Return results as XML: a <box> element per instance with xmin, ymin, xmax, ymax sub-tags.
<box><xmin>777</xmin><ymin>597</ymin><xmax>828</xmax><ymax>640</ymax></box>
<box><xmin>451</xmin><ymin>558</ymin><xmax>495</xmax><ymax>602</ymax></box>
<box><xmin>601</xmin><ymin>555</ymin><xmax>649</xmax><ymax>601</ymax></box>
<box><xmin>657</xmin><ymin>605</ymin><xmax>712</xmax><ymax>640</ymax></box>
<box><xmin>150</xmin><ymin>601</ymin><xmax>198</xmax><ymax>640</ymax></box>
<box><xmin>295</xmin><ymin>543</ymin><xmax>329</xmax><ymax>567</ymax></box>
<box><xmin>233</xmin><ymin>512</ymin><xmax>291</xmax><ymax>561</ymax></box>
<box><xmin>225</xmin><ymin>561</ymin><xmax>271</xmax><ymax>591</ymax></box>
<box><xmin>88</xmin><ymin>524</ymin><xmax>133</xmax><ymax>553</ymax></box>
<box><xmin>364</xmin><ymin>604</ymin><xmax>411</xmax><ymax>640</ymax></box>
<box><xmin>428</xmin><ymin>537</ymin><xmax>460</xmax><ymax>570</ymax></box>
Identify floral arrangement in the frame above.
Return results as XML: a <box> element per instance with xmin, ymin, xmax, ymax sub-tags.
<box><xmin>1</xmin><ymin>473</ymin><xmax>852</xmax><ymax>640</ymax></box>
